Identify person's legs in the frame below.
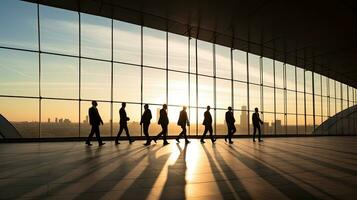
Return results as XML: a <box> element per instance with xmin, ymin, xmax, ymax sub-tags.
<box><xmin>227</xmin><ymin>125</ymin><xmax>232</xmax><ymax>141</ymax></box>
<box><xmin>208</xmin><ymin>126</ymin><xmax>215</xmax><ymax>142</ymax></box>
<box><xmin>253</xmin><ymin>126</ymin><xmax>257</xmax><ymax>141</ymax></box>
<box><xmin>86</xmin><ymin>126</ymin><xmax>95</xmax><ymax>144</ymax></box>
<box><xmin>143</xmin><ymin>123</ymin><xmax>150</xmax><ymax>144</ymax></box>
<box><xmin>162</xmin><ymin>125</ymin><xmax>168</xmax><ymax>144</ymax></box>
<box><xmin>123</xmin><ymin>125</ymin><xmax>132</xmax><ymax>141</ymax></box>
<box><xmin>225</xmin><ymin>125</ymin><xmax>230</xmax><ymax>142</ymax></box>
<box><xmin>201</xmin><ymin>126</ymin><xmax>208</xmax><ymax>141</ymax></box>
<box><xmin>229</xmin><ymin>126</ymin><xmax>236</xmax><ymax>142</ymax></box>
<box><xmin>258</xmin><ymin>126</ymin><xmax>262</xmax><ymax>141</ymax></box>
<box><xmin>115</xmin><ymin>126</ymin><xmax>124</xmax><ymax>143</ymax></box>
<box><xmin>182</xmin><ymin>126</ymin><xmax>189</xmax><ymax>142</ymax></box>
<box><xmin>94</xmin><ymin>126</ymin><xmax>103</xmax><ymax>144</ymax></box>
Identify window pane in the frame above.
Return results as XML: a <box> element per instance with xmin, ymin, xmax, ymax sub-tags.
<box><xmin>348</xmin><ymin>86</ymin><xmax>353</xmax><ymax>103</ymax></box>
<box><xmin>167</xmin><ymin>106</ymin><xmax>182</xmax><ymax>136</ymax></box>
<box><xmin>305</xmin><ymin>71</ymin><xmax>313</xmax><ymax>93</ymax></box>
<box><xmin>329</xmin><ymin>79</ymin><xmax>335</xmax><ymax>98</ymax></box>
<box><xmin>248</xmin><ymin>53</ymin><xmax>260</xmax><ymax>84</ymax></box>
<box><xmin>168</xmin><ymin>71</ymin><xmax>188</xmax><ymax>106</ymax></box>
<box><xmin>41</xmin><ymin>99</ymin><xmax>78</xmax><ymax>137</ymax></box>
<box><xmin>262</xmin><ymin>112</ymin><xmax>274</xmax><ymax>135</ymax></box>
<box><xmin>113</xmin><ymin>20</ymin><xmax>141</xmax><ymax>65</ymax></box>
<box><xmin>198</xmin><ymin>76</ymin><xmax>214</xmax><ymax>107</ymax></box>
<box><xmin>113</xmin><ymin>63</ymin><xmax>141</xmax><ymax>102</ymax></box>
<box><xmin>0</xmin><ymin>97</ymin><xmax>39</xmax><ymax>138</ymax></box>
<box><xmin>40</xmin><ymin>5</ymin><xmax>78</xmax><ymax>55</ymax></box>
<box><xmin>249</xmin><ymin>84</ymin><xmax>261</xmax><ymax>111</ymax></box>
<box><xmin>263</xmin><ymin>87</ymin><xmax>274</xmax><ymax>112</ymax></box>
<box><xmin>81</xmin><ymin>13</ymin><xmax>111</xmax><ymax>60</ymax></box>
<box><xmin>215</xmin><ymin>45</ymin><xmax>231</xmax><ymax>79</ymax></box>
<box><xmin>0</xmin><ymin>49</ymin><xmax>38</xmax><ymax>96</ymax></box>
<box><xmin>275</xmin><ymin>88</ymin><xmax>285</xmax><ymax>113</ymax></box>
<box><xmin>330</xmin><ymin>98</ymin><xmax>336</xmax><ymax>116</ymax></box>
<box><xmin>190</xmin><ymin>38</ymin><xmax>196</xmax><ymax>73</ymax></box>
<box><xmin>287</xmin><ymin>115</ymin><xmax>296</xmax><ymax>134</ymax></box>
<box><xmin>197</xmin><ymin>40</ymin><xmax>213</xmax><ymax>76</ymax></box>
<box><xmin>342</xmin><ymin>84</ymin><xmax>348</xmax><ymax>100</ymax></box>
<box><xmin>321</xmin><ymin>96</ymin><xmax>328</xmax><ymax>116</ymax></box>
<box><xmin>190</xmin><ymin>75</ymin><xmax>197</xmax><ymax>107</ymax></box>
<box><xmin>336</xmin><ymin>82</ymin><xmax>341</xmax><ymax>99</ymax></box>
<box><xmin>321</xmin><ymin>76</ymin><xmax>328</xmax><ymax>96</ymax></box>
<box><xmin>315</xmin><ymin>95</ymin><xmax>321</xmax><ymax>116</ymax></box>
<box><xmin>336</xmin><ymin>98</ymin><xmax>342</xmax><ymax>113</ymax></box>
<box><xmin>275</xmin><ymin>114</ymin><xmax>285</xmax><ymax>135</ymax></box>
<box><xmin>113</xmin><ymin>103</ymin><xmax>141</xmax><ymax>136</ymax></box>
<box><xmin>263</xmin><ymin>58</ymin><xmax>274</xmax><ymax>86</ymax></box>
<box><xmin>189</xmin><ymin>107</ymin><xmax>197</xmax><ymax>136</ymax></box>
<box><xmin>296</xmin><ymin>67</ymin><xmax>304</xmax><ymax>92</ymax></box>
<box><xmin>306</xmin><ymin>94</ymin><xmax>313</xmax><ymax>115</ymax></box>
<box><xmin>287</xmin><ymin>91</ymin><xmax>296</xmax><ymax>114</ymax></box>
<box><xmin>297</xmin><ymin>92</ymin><xmax>305</xmax><ymax>114</ymax></box>
<box><xmin>306</xmin><ymin>115</ymin><xmax>314</xmax><ymax>134</ymax></box>
<box><xmin>297</xmin><ymin>115</ymin><xmax>305</xmax><ymax>134</ymax></box>
<box><xmin>41</xmin><ymin>54</ymin><xmax>79</xmax><ymax>99</ymax></box>
<box><xmin>275</xmin><ymin>61</ymin><xmax>284</xmax><ymax>88</ymax></box>
<box><xmin>0</xmin><ymin>0</ymin><xmax>38</xmax><ymax>50</ymax></box>
<box><xmin>143</xmin><ymin>27</ymin><xmax>166</xmax><ymax>68</ymax></box>
<box><xmin>81</xmin><ymin>59</ymin><xmax>111</xmax><ymax>101</ymax></box>
<box><xmin>216</xmin><ymin>79</ymin><xmax>232</xmax><ymax>109</ymax></box>
<box><xmin>235</xmin><ymin>110</ymin><xmax>248</xmax><ymax>135</ymax></box>
<box><xmin>168</xmin><ymin>33</ymin><xmax>188</xmax><ymax>72</ymax></box>
<box><xmin>143</xmin><ymin>67</ymin><xmax>166</xmax><ymax>104</ymax></box>
<box><xmin>286</xmin><ymin>64</ymin><xmax>295</xmax><ymax>90</ymax></box>
<box><xmin>314</xmin><ymin>73</ymin><xmax>321</xmax><ymax>95</ymax></box>
<box><xmin>80</xmin><ymin>101</ymin><xmax>110</xmax><ymax>137</ymax></box>
<box><xmin>234</xmin><ymin>82</ymin><xmax>247</xmax><ymax>110</ymax></box>
<box><xmin>216</xmin><ymin>109</ymin><xmax>226</xmax><ymax>135</ymax></box>
<box><xmin>233</xmin><ymin>50</ymin><xmax>247</xmax><ymax>81</ymax></box>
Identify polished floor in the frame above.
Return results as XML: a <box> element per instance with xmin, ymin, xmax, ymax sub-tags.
<box><xmin>0</xmin><ymin>137</ymin><xmax>357</xmax><ymax>200</ymax></box>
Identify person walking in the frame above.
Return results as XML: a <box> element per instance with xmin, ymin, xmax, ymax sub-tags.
<box><xmin>225</xmin><ymin>106</ymin><xmax>236</xmax><ymax>144</ymax></box>
<box><xmin>175</xmin><ymin>106</ymin><xmax>190</xmax><ymax>144</ymax></box>
<box><xmin>85</xmin><ymin>101</ymin><xmax>105</xmax><ymax>146</ymax></box>
<box><xmin>252</xmin><ymin>107</ymin><xmax>264</xmax><ymax>142</ymax></box>
<box><xmin>140</xmin><ymin>104</ymin><xmax>152</xmax><ymax>145</ymax></box>
<box><xmin>153</xmin><ymin>104</ymin><xmax>169</xmax><ymax>145</ymax></box>
<box><xmin>200</xmin><ymin>106</ymin><xmax>216</xmax><ymax>143</ymax></box>
<box><xmin>115</xmin><ymin>102</ymin><xmax>134</xmax><ymax>144</ymax></box>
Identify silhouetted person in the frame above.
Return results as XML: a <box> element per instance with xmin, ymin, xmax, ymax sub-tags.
<box><xmin>140</xmin><ymin>104</ymin><xmax>152</xmax><ymax>145</ymax></box>
<box><xmin>176</xmin><ymin>106</ymin><xmax>190</xmax><ymax>144</ymax></box>
<box><xmin>115</xmin><ymin>102</ymin><xmax>134</xmax><ymax>144</ymax></box>
<box><xmin>252</xmin><ymin>107</ymin><xmax>264</xmax><ymax>142</ymax></box>
<box><xmin>85</xmin><ymin>101</ymin><xmax>105</xmax><ymax>146</ymax></box>
<box><xmin>225</xmin><ymin>106</ymin><xmax>236</xmax><ymax>144</ymax></box>
<box><xmin>200</xmin><ymin>106</ymin><xmax>216</xmax><ymax>143</ymax></box>
<box><xmin>154</xmin><ymin>104</ymin><xmax>169</xmax><ymax>145</ymax></box>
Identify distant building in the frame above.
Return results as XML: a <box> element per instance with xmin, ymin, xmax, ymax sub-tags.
<box><xmin>48</xmin><ymin>118</ymin><xmax>50</xmax><ymax>123</ymax></box>
<box><xmin>55</xmin><ymin>117</ymin><xmax>58</xmax><ymax>123</ymax></box>
<box><xmin>59</xmin><ymin>118</ymin><xmax>63</xmax><ymax>123</ymax></box>
<box><xmin>63</xmin><ymin>119</ymin><xmax>71</xmax><ymax>124</ymax></box>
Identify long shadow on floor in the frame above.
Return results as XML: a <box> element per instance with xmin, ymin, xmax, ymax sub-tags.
<box><xmin>222</xmin><ymin>144</ymin><xmax>321</xmax><ymax>200</ymax></box>
<box><xmin>158</xmin><ymin>143</ymin><xmax>187</xmax><ymax>200</ymax></box>
<box><xmin>2</xmin><ymin>145</ymin><xmax>146</xmax><ymax>199</ymax></box>
<box><xmin>116</xmin><ymin>145</ymin><xmax>171</xmax><ymax>199</ymax></box>
<box><xmin>283</xmin><ymin>141</ymin><xmax>357</xmax><ymax>156</ymax></box>
<box><xmin>202</xmin><ymin>144</ymin><xmax>249</xmax><ymax>199</ymax></box>
<box><xmin>262</xmin><ymin>142</ymin><xmax>357</xmax><ymax>176</ymax></box>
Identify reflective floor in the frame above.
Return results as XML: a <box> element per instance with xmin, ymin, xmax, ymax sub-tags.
<box><xmin>0</xmin><ymin>137</ymin><xmax>357</xmax><ymax>200</ymax></box>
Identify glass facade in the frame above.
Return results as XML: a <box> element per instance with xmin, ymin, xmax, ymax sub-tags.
<box><xmin>0</xmin><ymin>1</ymin><xmax>356</xmax><ymax>138</ymax></box>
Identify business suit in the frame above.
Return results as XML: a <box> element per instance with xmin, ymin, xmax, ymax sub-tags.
<box><xmin>225</xmin><ymin>110</ymin><xmax>236</xmax><ymax>143</ymax></box>
<box><xmin>200</xmin><ymin>110</ymin><xmax>215</xmax><ymax>142</ymax></box>
<box><xmin>115</xmin><ymin>107</ymin><xmax>132</xmax><ymax>143</ymax></box>
<box><xmin>140</xmin><ymin>108</ymin><xmax>152</xmax><ymax>144</ymax></box>
<box><xmin>176</xmin><ymin>109</ymin><xmax>189</xmax><ymax>143</ymax></box>
<box><xmin>86</xmin><ymin>106</ymin><xmax>104</xmax><ymax>145</ymax></box>
<box><xmin>252</xmin><ymin>112</ymin><xmax>263</xmax><ymax>141</ymax></box>
<box><xmin>155</xmin><ymin>108</ymin><xmax>169</xmax><ymax>144</ymax></box>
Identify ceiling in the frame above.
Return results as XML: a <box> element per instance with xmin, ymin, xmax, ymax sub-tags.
<box><xmin>25</xmin><ymin>0</ymin><xmax>357</xmax><ymax>88</ymax></box>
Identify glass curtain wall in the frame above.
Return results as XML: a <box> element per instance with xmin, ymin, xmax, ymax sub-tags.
<box><xmin>0</xmin><ymin>1</ymin><xmax>356</xmax><ymax>138</ymax></box>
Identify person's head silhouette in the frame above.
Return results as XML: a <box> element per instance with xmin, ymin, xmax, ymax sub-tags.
<box><xmin>207</xmin><ymin>105</ymin><xmax>210</xmax><ymax>111</ymax></box>
<box><xmin>228</xmin><ymin>106</ymin><xmax>232</xmax><ymax>111</ymax></box>
<box><xmin>255</xmin><ymin>107</ymin><xmax>259</xmax><ymax>113</ymax></box>
<box><xmin>163</xmin><ymin>104</ymin><xmax>167</xmax><ymax>110</ymax></box>
<box><xmin>92</xmin><ymin>101</ymin><xmax>98</xmax><ymax>107</ymax></box>
<box><xmin>122</xmin><ymin>102</ymin><xmax>126</xmax><ymax>108</ymax></box>
<box><xmin>183</xmin><ymin>106</ymin><xmax>187</xmax><ymax>111</ymax></box>
<box><xmin>144</xmin><ymin>104</ymin><xmax>149</xmax><ymax>110</ymax></box>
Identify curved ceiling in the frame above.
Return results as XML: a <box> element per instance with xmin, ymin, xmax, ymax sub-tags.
<box><xmin>26</xmin><ymin>0</ymin><xmax>357</xmax><ymax>87</ymax></box>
